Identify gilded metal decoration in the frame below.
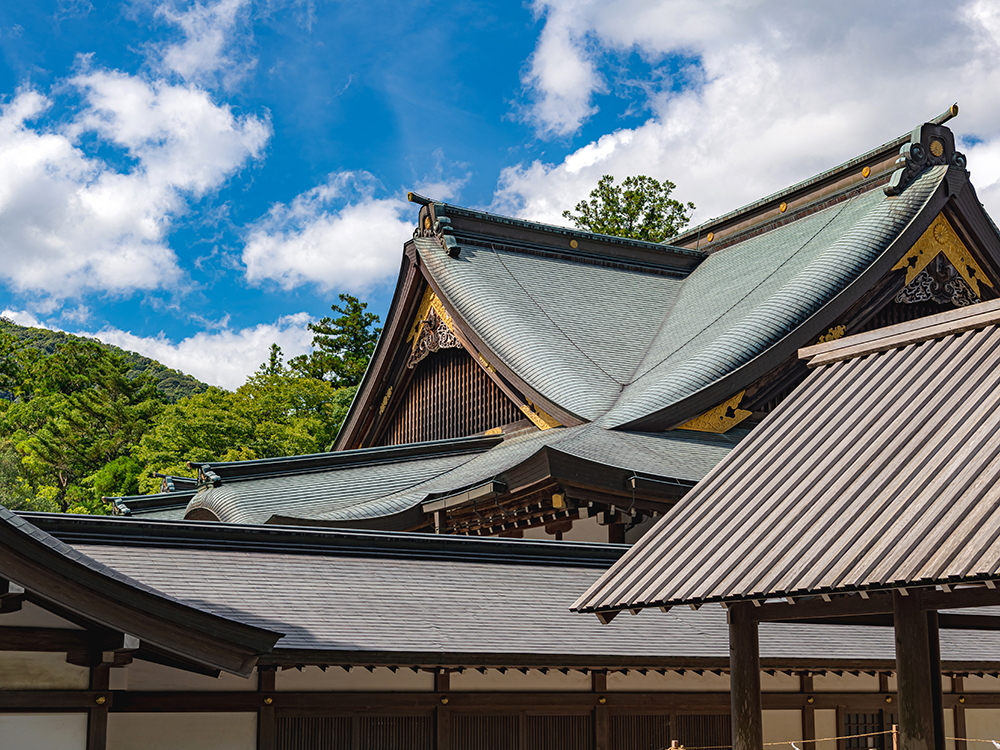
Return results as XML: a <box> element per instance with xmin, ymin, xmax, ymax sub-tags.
<box><xmin>379</xmin><ymin>386</ymin><xmax>393</xmax><ymax>416</ymax></box>
<box><xmin>779</xmin><ymin>202</ymin><xmax>787</xmax><ymax>213</ymax></box>
<box><xmin>519</xmin><ymin>400</ymin><xmax>560</xmax><ymax>431</ymax></box>
<box><xmin>478</xmin><ymin>353</ymin><xmax>497</xmax><ymax>375</ymax></box>
<box><xmin>862</xmin><ymin>166</ymin><xmax>871</xmax><ymax>178</ymax></box>
<box><xmin>885</xmin><ymin>122</ymin><xmax>967</xmax><ymax>196</ymax></box>
<box><xmin>678</xmin><ymin>391</ymin><xmax>753</xmax><ymax>433</ymax></box>
<box><xmin>570</xmin><ymin>239</ymin><xmax>579</xmax><ymax>249</ymax></box>
<box><xmin>406</xmin><ymin>288</ymin><xmax>462</xmax><ymax>369</ymax></box>
<box><xmin>895</xmin><ymin>254</ymin><xmax>979</xmax><ymax>307</ymax></box>
<box><xmin>891</xmin><ymin>213</ymin><xmax>992</xmax><ymax>298</ymax></box>
<box><xmin>817</xmin><ymin>325</ymin><xmax>846</xmax><ymax>344</ymax></box>
<box><xmin>706</xmin><ymin>232</ymin><xmax>714</xmax><ymax>243</ymax></box>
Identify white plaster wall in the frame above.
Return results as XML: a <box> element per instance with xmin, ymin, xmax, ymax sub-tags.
<box><xmin>965</xmin><ymin>675</ymin><xmax>1000</xmax><ymax>693</ymax></box>
<box><xmin>964</xmin><ymin>709</ymin><xmax>1000</xmax><ymax>744</ymax></box>
<box><xmin>1</xmin><ymin>602</ymin><xmax>83</xmax><ymax>629</ymax></box>
<box><xmin>763</xmin><ymin>710</ymin><xmax>802</xmax><ymax>748</ymax></box>
<box><xmin>563</xmin><ymin>515</ymin><xmax>610</xmax><ymax>543</ymax></box>
<box><xmin>624</xmin><ymin>517</ymin><xmax>659</xmax><ymax>545</ymax></box>
<box><xmin>812</xmin><ymin>672</ymin><xmax>879</xmax><ymax>692</ymax></box>
<box><xmin>607</xmin><ymin>670</ymin><xmax>730</xmax><ymax>692</ymax></box>
<box><xmin>814</xmin><ymin>709</ymin><xmax>837</xmax><ymax>750</ymax></box>
<box><xmin>124</xmin><ymin>660</ymin><xmax>256</xmax><ymax>692</ymax></box>
<box><xmin>0</xmin><ymin>652</ymin><xmax>89</xmax><ymax>690</ymax></box>
<box><xmin>275</xmin><ymin>666</ymin><xmax>434</xmax><ymax>692</ymax></box>
<box><xmin>450</xmin><ymin>668</ymin><xmax>591</xmax><ymax>692</ymax></box>
<box><xmin>0</xmin><ymin>712</ymin><xmax>87</xmax><ymax>750</ymax></box>
<box><xmin>760</xmin><ymin>672</ymin><xmax>801</xmax><ymax>692</ymax></box>
<box><xmin>107</xmin><ymin>713</ymin><xmax>256</xmax><ymax>750</ymax></box>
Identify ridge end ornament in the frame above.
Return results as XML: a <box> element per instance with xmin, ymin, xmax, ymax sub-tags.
<box><xmin>885</xmin><ymin>122</ymin><xmax>967</xmax><ymax>197</ymax></box>
<box><xmin>412</xmin><ymin>204</ymin><xmax>460</xmax><ymax>257</ymax></box>
<box><xmin>678</xmin><ymin>391</ymin><xmax>752</xmax><ymax>433</ymax></box>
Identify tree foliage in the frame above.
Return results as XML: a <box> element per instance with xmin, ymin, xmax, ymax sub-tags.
<box><xmin>290</xmin><ymin>294</ymin><xmax>382</xmax><ymax>387</ymax></box>
<box><xmin>561</xmin><ymin>175</ymin><xmax>695</xmax><ymax>243</ymax></box>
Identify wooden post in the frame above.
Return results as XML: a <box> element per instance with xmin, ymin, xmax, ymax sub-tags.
<box><xmin>593</xmin><ymin>671</ymin><xmax>608</xmax><ymax>750</ymax></box>
<box><xmin>800</xmin><ymin>674</ymin><xmax>815</xmax><ymax>745</ymax></box>
<box><xmin>927</xmin><ymin>611</ymin><xmax>945</xmax><ymax>750</ymax></box>
<box><xmin>436</xmin><ymin>669</ymin><xmax>450</xmax><ymax>750</ymax></box>
<box><xmin>893</xmin><ymin>591</ymin><xmax>935</xmax><ymax>750</ymax></box>
<box><xmin>87</xmin><ymin>664</ymin><xmax>109</xmax><ymax>750</ymax></box>
<box><xmin>258</xmin><ymin>667</ymin><xmax>276</xmax><ymax>750</ymax></box>
<box><xmin>953</xmin><ymin>676</ymin><xmax>967</xmax><ymax>750</ymax></box>
<box><xmin>729</xmin><ymin>601</ymin><xmax>763</xmax><ymax>750</ymax></box>
<box><xmin>892</xmin><ymin>724</ymin><xmax>898</xmax><ymax>750</ymax></box>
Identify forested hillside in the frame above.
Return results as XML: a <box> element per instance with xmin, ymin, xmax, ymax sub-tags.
<box><xmin>0</xmin><ymin>318</ymin><xmax>208</xmax><ymax>403</ymax></box>
<box><xmin>0</xmin><ymin>295</ymin><xmax>379</xmax><ymax>515</ymax></box>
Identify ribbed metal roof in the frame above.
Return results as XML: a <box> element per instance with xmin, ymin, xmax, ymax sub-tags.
<box><xmin>574</xmin><ymin>300</ymin><xmax>1000</xmax><ymax>615</ymax></box>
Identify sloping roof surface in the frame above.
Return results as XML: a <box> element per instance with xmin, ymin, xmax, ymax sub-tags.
<box><xmin>574</xmin><ymin>300</ymin><xmax>1000</xmax><ymax>615</ymax></box>
<box><xmin>189</xmin><ymin>425</ymin><xmax>746</xmax><ymax>525</ymax></box>
<box><xmin>601</xmin><ymin>166</ymin><xmax>945</xmax><ymax>427</ymax></box>
<box><xmin>417</xmin><ymin>237</ymin><xmax>683</xmax><ymax>421</ymax></box>
<box><xmin>27</xmin><ymin>515</ymin><xmax>996</xmax><ymax>666</ymax></box>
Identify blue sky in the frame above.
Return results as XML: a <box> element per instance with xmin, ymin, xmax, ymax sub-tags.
<box><xmin>3</xmin><ymin>0</ymin><xmax>1000</xmax><ymax>388</ymax></box>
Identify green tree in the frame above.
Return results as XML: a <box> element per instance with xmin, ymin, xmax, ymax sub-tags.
<box><xmin>290</xmin><ymin>294</ymin><xmax>382</xmax><ymax>387</ymax></box>
<box><xmin>561</xmin><ymin>175</ymin><xmax>695</xmax><ymax>243</ymax></box>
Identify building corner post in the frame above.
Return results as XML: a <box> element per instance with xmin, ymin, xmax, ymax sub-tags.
<box><xmin>893</xmin><ymin>590</ymin><xmax>936</xmax><ymax>750</ymax></box>
<box><xmin>729</xmin><ymin>601</ymin><xmax>763</xmax><ymax>750</ymax></box>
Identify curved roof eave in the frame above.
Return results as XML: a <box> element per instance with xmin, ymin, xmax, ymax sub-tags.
<box><xmin>609</xmin><ymin>166</ymin><xmax>953</xmax><ymax>432</ymax></box>
<box><xmin>0</xmin><ymin>507</ymin><xmax>281</xmax><ymax>675</ymax></box>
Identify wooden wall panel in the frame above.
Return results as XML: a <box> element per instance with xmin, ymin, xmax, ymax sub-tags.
<box><xmin>609</xmin><ymin>714</ymin><xmax>671</xmax><ymax>750</ymax></box>
<box><xmin>381</xmin><ymin>348</ymin><xmax>522</xmax><ymax>446</ymax></box>
<box><xmin>360</xmin><ymin>715</ymin><xmax>433</xmax><ymax>750</ymax></box>
<box><xmin>675</xmin><ymin>714</ymin><xmax>731</xmax><ymax>749</ymax></box>
<box><xmin>276</xmin><ymin>716</ymin><xmax>351</xmax><ymax>750</ymax></box>
<box><xmin>524</xmin><ymin>715</ymin><xmax>593</xmax><ymax>750</ymax></box>
<box><xmin>451</xmin><ymin>714</ymin><xmax>519</xmax><ymax>750</ymax></box>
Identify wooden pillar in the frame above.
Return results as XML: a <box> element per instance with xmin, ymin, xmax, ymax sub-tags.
<box><xmin>729</xmin><ymin>601</ymin><xmax>763</xmax><ymax>750</ymax></box>
<box><xmin>800</xmin><ymin>674</ymin><xmax>816</xmax><ymax>745</ymax></box>
<box><xmin>436</xmin><ymin>669</ymin><xmax>450</xmax><ymax>750</ymax></box>
<box><xmin>258</xmin><ymin>667</ymin><xmax>276</xmax><ymax>750</ymax></box>
<box><xmin>927</xmin><ymin>612</ymin><xmax>945</xmax><ymax>750</ymax></box>
<box><xmin>593</xmin><ymin>671</ymin><xmax>609</xmax><ymax>750</ymax></box>
<box><xmin>953</xmin><ymin>676</ymin><xmax>967</xmax><ymax>750</ymax></box>
<box><xmin>87</xmin><ymin>665</ymin><xmax>109</xmax><ymax>750</ymax></box>
<box><xmin>893</xmin><ymin>591</ymin><xmax>935</xmax><ymax>750</ymax></box>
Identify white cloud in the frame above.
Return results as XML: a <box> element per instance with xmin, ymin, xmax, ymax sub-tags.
<box><xmin>1</xmin><ymin>308</ymin><xmax>52</xmax><ymax>329</ymax></box>
<box><xmin>503</xmin><ymin>0</ymin><xmax>1000</xmax><ymax>228</ymax></box>
<box><xmin>0</xmin><ymin>0</ymin><xmax>270</xmax><ymax>302</ymax></box>
<box><xmin>155</xmin><ymin>0</ymin><xmax>255</xmax><ymax>88</ymax></box>
<box><xmin>85</xmin><ymin>313</ymin><xmax>314</xmax><ymax>390</ymax></box>
<box><xmin>242</xmin><ymin>171</ymin><xmax>413</xmax><ymax>292</ymax></box>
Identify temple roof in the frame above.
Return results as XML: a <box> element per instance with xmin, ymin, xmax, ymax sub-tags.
<box><xmin>20</xmin><ymin>511</ymin><xmax>1000</xmax><ymax>670</ymax></box>
<box><xmin>573</xmin><ymin>299</ymin><xmax>1000</xmax><ymax>617</ymax></box>
<box><xmin>171</xmin><ymin>426</ymin><xmax>745</xmax><ymax>526</ymax></box>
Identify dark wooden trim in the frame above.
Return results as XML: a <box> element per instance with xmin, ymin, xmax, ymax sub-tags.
<box><xmin>1</xmin><ymin>689</ymin><xmax>997</xmax><ymax>714</ymax></box>
<box><xmin>729</xmin><ymin>602</ymin><xmax>763</xmax><ymax>750</ymax></box>
<box><xmin>801</xmin><ymin>674</ymin><xmax>815</xmax><ymax>745</ymax></box>
<box><xmin>87</xmin><ymin>666</ymin><xmax>109</xmax><ymax>750</ymax></box>
<box><xmin>953</xmin><ymin>675</ymin><xmax>967</xmax><ymax>750</ymax></box>
<box><xmin>436</xmin><ymin>703</ymin><xmax>450</xmax><ymax>750</ymax></box>
<box><xmin>258</xmin><ymin>667</ymin><xmax>275</xmax><ymax>750</ymax></box>
<box><xmin>0</xmin><ymin>626</ymin><xmax>90</xmax><ymax>652</ymax></box>
<box><xmin>894</xmin><ymin>592</ymin><xmax>935</xmax><ymax>750</ymax></box>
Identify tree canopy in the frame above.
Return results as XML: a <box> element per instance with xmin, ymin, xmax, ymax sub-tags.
<box><xmin>561</xmin><ymin>175</ymin><xmax>695</xmax><ymax>243</ymax></box>
<box><xmin>290</xmin><ymin>294</ymin><xmax>382</xmax><ymax>387</ymax></box>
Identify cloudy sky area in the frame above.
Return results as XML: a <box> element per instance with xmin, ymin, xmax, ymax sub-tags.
<box><xmin>2</xmin><ymin>0</ymin><xmax>1000</xmax><ymax>388</ymax></box>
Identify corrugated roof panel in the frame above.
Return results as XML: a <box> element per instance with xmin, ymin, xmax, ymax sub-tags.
<box><xmin>574</xmin><ymin>308</ymin><xmax>1000</xmax><ymax>614</ymax></box>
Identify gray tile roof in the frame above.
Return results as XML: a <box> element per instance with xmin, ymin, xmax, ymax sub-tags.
<box><xmin>188</xmin><ymin>425</ymin><xmax>747</xmax><ymax>525</ymax></box>
<box><xmin>52</xmin><ymin>521</ymin><xmax>1000</xmax><ymax>668</ymax></box>
<box><xmin>573</xmin><ymin>300</ymin><xmax>1000</xmax><ymax>615</ymax></box>
<box><xmin>420</xmin><ymin>164</ymin><xmax>947</xmax><ymax>430</ymax></box>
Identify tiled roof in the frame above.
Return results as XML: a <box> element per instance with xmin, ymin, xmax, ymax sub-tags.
<box><xmin>574</xmin><ymin>299</ymin><xmax>1000</xmax><ymax>615</ymax></box>
<box><xmin>180</xmin><ymin>425</ymin><xmax>746</xmax><ymax>526</ymax></box>
<box><xmin>25</xmin><ymin>512</ymin><xmax>1000</xmax><ymax>668</ymax></box>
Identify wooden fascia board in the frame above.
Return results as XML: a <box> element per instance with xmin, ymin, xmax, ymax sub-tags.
<box><xmin>418</xmin><ymin>262</ymin><xmax>586</xmax><ymax>428</ymax></box>
<box><xmin>617</xmin><ymin>175</ymin><xmax>952</xmax><ymax>432</ymax></box>
<box><xmin>0</xmin><ymin>523</ymin><xmax>280</xmax><ymax>676</ymax></box>
<box><xmin>945</xmin><ymin>181</ymin><xmax>1000</xmax><ymax>291</ymax></box>
<box><xmin>334</xmin><ymin>252</ymin><xmax>425</xmax><ymax>450</ymax></box>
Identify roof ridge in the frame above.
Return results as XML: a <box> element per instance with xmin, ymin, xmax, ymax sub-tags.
<box><xmin>671</xmin><ymin>104</ymin><xmax>960</xmax><ymax>247</ymax></box>
<box><xmin>800</xmin><ymin>298</ymin><xmax>1000</xmax><ymax>367</ymax></box>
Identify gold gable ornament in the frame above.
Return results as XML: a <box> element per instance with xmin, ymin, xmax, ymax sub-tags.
<box><xmin>406</xmin><ymin>288</ymin><xmax>462</xmax><ymax>368</ymax></box>
<box><xmin>520</xmin><ymin>400</ymin><xmax>561</xmax><ymax>431</ymax></box>
<box><xmin>892</xmin><ymin>213</ymin><xmax>993</xmax><ymax>304</ymax></box>
<box><xmin>678</xmin><ymin>391</ymin><xmax>753</xmax><ymax>434</ymax></box>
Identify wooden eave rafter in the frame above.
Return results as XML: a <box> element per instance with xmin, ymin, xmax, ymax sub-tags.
<box><xmin>0</xmin><ymin>514</ymin><xmax>280</xmax><ymax>676</ymax></box>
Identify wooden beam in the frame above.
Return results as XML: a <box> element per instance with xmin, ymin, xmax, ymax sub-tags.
<box><xmin>953</xmin><ymin>675</ymin><xmax>967</xmax><ymax>750</ymax></box>
<box><xmin>893</xmin><ymin>591</ymin><xmax>936</xmax><ymax>750</ymax></box>
<box><xmin>0</xmin><ymin>626</ymin><xmax>90</xmax><ymax>652</ymax></box>
<box><xmin>729</xmin><ymin>602</ymin><xmax>763</xmax><ymax>750</ymax></box>
<box><xmin>87</xmin><ymin>665</ymin><xmax>109</xmax><ymax>750</ymax></box>
<box><xmin>750</xmin><ymin>593</ymin><xmax>894</xmax><ymax>622</ymax></box>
